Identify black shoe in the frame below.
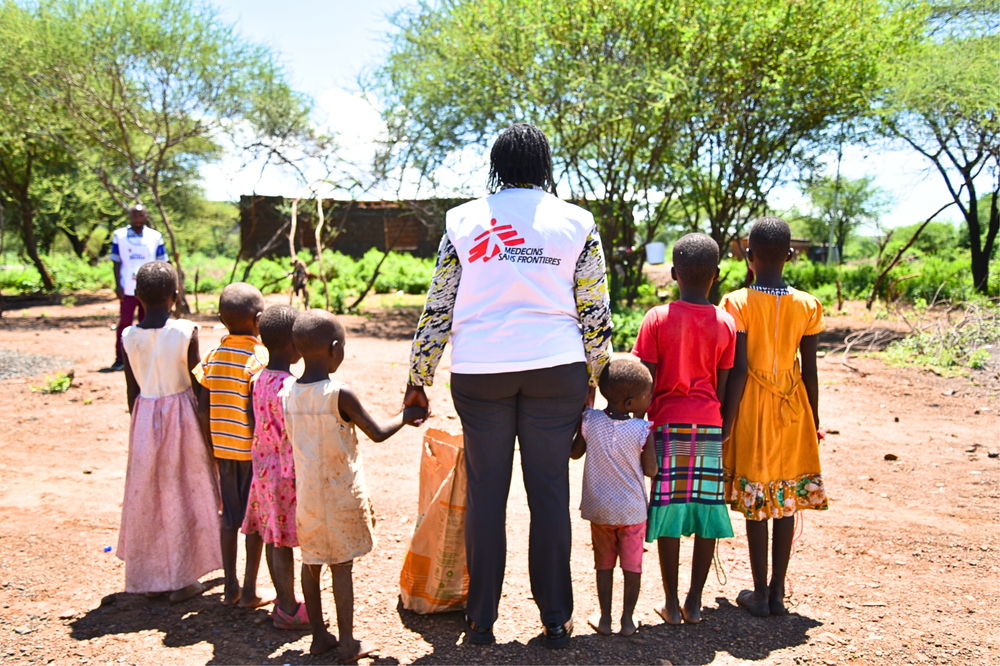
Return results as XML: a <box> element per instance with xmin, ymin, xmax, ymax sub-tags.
<box><xmin>543</xmin><ymin>619</ymin><xmax>573</xmax><ymax>649</ymax></box>
<box><xmin>465</xmin><ymin>617</ymin><xmax>495</xmax><ymax>645</ymax></box>
<box><xmin>100</xmin><ymin>360</ymin><xmax>125</xmax><ymax>373</ymax></box>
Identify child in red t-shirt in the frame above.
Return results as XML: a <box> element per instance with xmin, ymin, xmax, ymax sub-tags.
<box><xmin>632</xmin><ymin>233</ymin><xmax>737</xmax><ymax>625</ymax></box>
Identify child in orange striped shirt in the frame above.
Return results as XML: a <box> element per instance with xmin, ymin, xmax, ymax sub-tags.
<box><xmin>198</xmin><ymin>282</ymin><xmax>269</xmax><ymax>607</ymax></box>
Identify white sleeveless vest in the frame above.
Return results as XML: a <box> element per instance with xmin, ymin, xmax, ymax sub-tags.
<box><xmin>445</xmin><ymin>188</ymin><xmax>593</xmax><ymax>375</ymax></box>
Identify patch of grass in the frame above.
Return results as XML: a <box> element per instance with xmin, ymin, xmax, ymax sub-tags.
<box><xmin>32</xmin><ymin>371</ymin><xmax>74</xmax><ymax>394</ymax></box>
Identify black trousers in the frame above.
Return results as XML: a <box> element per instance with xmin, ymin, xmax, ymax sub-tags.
<box><xmin>451</xmin><ymin>362</ymin><xmax>588</xmax><ymax>628</ymax></box>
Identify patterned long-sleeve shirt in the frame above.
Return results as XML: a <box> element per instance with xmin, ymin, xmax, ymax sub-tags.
<box><xmin>408</xmin><ymin>227</ymin><xmax>612</xmax><ymax>387</ymax></box>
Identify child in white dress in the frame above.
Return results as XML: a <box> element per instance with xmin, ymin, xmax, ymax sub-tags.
<box><xmin>118</xmin><ymin>261</ymin><xmax>220</xmax><ymax>601</ymax></box>
<box><xmin>282</xmin><ymin>309</ymin><xmax>424</xmax><ymax>659</ymax></box>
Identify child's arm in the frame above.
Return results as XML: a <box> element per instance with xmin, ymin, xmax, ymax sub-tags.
<box><xmin>246</xmin><ymin>379</ymin><xmax>256</xmax><ymax>435</ymax></box>
<box><xmin>641</xmin><ymin>429</ymin><xmax>657</xmax><ymax>477</ymax></box>
<box><xmin>570</xmin><ymin>414</ymin><xmax>586</xmax><ymax>459</ymax></box>
<box><xmin>721</xmin><ymin>333</ymin><xmax>747</xmax><ymax>441</ymax></box>
<box><xmin>800</xmin><ymin>334</ymin><xmax>820</xmax><ymax>430</ymax></box>
<box><xmin>197</xmin><ymin>380</ymin><xmax>212</xmax><ymax>453</ymax></box>
<box><xmin>124</xmin><ymin>354</ymin><xmax>139</xmax><ymax>413</ymax></box>
<box><xmin>338</xmin><ymin>385</ymin><xmax>423</xmax><ymax>443</ymax></box>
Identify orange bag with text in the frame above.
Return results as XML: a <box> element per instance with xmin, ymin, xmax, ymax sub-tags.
<box><xmin>399</xmin><ymin>428</ymin><xmax>469</xmax><ymax>614</ymax></box>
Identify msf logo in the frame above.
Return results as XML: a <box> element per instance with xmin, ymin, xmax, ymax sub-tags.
<box><xmin>468</xmin><ymin>218</ymin><xmax>525</xmax><ymax>262</ymax></box>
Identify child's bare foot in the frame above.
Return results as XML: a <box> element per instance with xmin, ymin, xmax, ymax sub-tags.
<box><xmin>736</xmin><ymin>589</ymin><xmax>770</xmax><ymax>617</ymax></box>
<box><xmin>169</xmin><ymin>582</ymin><xmax>206</xmax><ymax>604</ymax></box>
<box><xmin>619</xmin><ymin>615</ymin><xmax>639</xmax><ymax>636</ymax></box>
<box><xmin>680</xmin><ymin>596</ymin><xmax>703</xmax><ymax>624</ymax></box>
<box><xmin>237</xmin><ymin>591</ymin><xmax>274</xmax><ymax>609</ymax></box>
<box><xmin>336</xmin><ymin>638</ymin><xmax>377</xmax><ymax>664</ymax></box>
<box><xmin>587</xmin><ymin>614</ymin><xmax>613</xmax><ymax>636</ymax></box>
<box><xmin>768</xmin><ymin>584</ymin><xmax>788</xmax><ymax>616</ymax></box>
<box><xmin>222</xmin><ymin>582</ymin><xmax>241</xmax><ymax>605</ymax></box>
<box><xmin>308</xmin><ymin>629</ymin><xmax>339</xmax><ymax>655</ymax></box>
<box><xmin>654</xmin><ymin>603</ymin><xmax>682</xmax><ymax>625</ymax></box>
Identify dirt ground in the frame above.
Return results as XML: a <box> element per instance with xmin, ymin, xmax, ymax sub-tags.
<box><xmin>0</xmin><ymin>295</ymin><xmax>997</xmax><ymax>665</ymax></box>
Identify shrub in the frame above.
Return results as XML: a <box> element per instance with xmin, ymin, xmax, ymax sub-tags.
<box><xmin>611</xmin><ymin>306</ymin><xmax>646</xmax><ymax>351</ymax></box>
<box><xmin>884</xmin><ymin>301</ymin><xmax>999</xmax><ymax>372</ymax></box>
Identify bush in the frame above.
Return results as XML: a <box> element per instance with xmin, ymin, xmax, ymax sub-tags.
<box><xmin>611</xmin><ymin>306</ymin><xmax>646</xmax><ymax>351</ymax></box>
<box><xmin>884</xmin><ymin>301</ymin><xmax>999</xmax><ymax>372</ymax></box>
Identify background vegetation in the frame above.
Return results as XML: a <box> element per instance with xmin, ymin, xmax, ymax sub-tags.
<box><xmin>0</xmin><ymin>0</ymin><xmax>996</xmax><ymax>370</ymax></box>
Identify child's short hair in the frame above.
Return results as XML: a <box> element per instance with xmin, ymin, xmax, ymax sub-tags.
<box><xmin>259</xmin><ymin>305</ymin><xmax>298</xmax><ymax>351</ymax></box>
<box><xmin>598</xmin><ymin>357</ymin><xmax>653</xmax><ymax>405</ymax></box>
<box><xmin>672</xmin><ymin>233</ymin><xmax>719</xmax><ymax>285</ymax></box>
<box><xmin>219</xmin><ymin>282</ymin><xmax>265</xmax><ymax>324</ymax></box>
<box><xmin>134</xmin><ymin>261</ymin><xmax>176</xmax><ymax>305</ymax></box>
<box><xmin>748</xmin><ymin>216</ymin><xmax>791</xmax><ymax>263</ymax></box>
<box><xmin>292</xmin><ymin>309</ymin><xmax>346</xmax><ymax>356</ymax></box>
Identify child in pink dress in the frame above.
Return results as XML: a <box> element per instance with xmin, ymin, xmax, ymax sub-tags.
<box><xmin>241</xmin><ymin>305</ymin><xmax>308</xmax><ymax>629</ymax></box>
<box><xmin>118</xmin><ymin>261</ymin><xmax>220</xmax><ymax>601</ymax></box>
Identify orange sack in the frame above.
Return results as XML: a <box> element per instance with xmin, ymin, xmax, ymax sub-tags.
<box><xmin>399</xmin><ymin>428</ymin><xmax>469</xmax><ymax>613</ymax></box>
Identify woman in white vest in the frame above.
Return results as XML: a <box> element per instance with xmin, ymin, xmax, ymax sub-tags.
<box><xmin>404</xmin><ymin>124</ymin><xmax>612</xmax><ymax>649</ymax></box>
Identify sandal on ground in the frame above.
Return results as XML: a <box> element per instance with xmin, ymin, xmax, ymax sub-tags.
<box><xmin>272</xmin><ymin>602</ymin><xmax>311</xmax><ymax>630</ymax></box>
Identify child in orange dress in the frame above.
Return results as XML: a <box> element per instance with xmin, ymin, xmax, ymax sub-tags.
<box><xmin>721</xmin><ymin>217</ymin><xmax>827</xmax><ymax>617</ymax></box>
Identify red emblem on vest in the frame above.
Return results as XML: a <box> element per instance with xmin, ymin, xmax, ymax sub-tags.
<box><xmin>468</xmin><ymin>218</ymin><xmax>525</xmax><ymax>262</ymax></box>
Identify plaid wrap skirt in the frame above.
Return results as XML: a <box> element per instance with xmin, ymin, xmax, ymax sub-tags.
<box><xmin>646</xmin><ymin>424</ymin><xmax>733</xmax><ymax>541</ymax></box>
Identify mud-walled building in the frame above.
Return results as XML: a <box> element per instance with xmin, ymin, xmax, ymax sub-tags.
<box><xmin>238</xmin><ymin>195</ymin><xmax>469</xmax><ymax>259</ymax></box>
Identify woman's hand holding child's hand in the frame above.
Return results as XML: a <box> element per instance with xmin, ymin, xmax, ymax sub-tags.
<box><xmin>403</xmin><ymin>405</ymin><xmax>428</xmax><ymax>426</ymax></box>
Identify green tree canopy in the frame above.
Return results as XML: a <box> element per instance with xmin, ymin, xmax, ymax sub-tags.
<box><xmin>375</xmin><ymin>0</ymin><xmax>918</xmax><ymax>301</ymax></box>
<box><xmin>878</xmin><ymin>5</ymin><xmax>999</xmax><ymax>294</ymax></box>
<box><xmin>796</xmin><ymin>175</ymin><xmax>889</xmax><ymax>261</ymax></box>
<box><xmin>0</xmin><ymin>0</ymin><xmax>314</xmax><ymax>303</ymax></box>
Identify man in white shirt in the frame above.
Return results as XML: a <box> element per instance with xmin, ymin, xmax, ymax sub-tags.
<box><xmin>105</xmin><ymin>205</ymin><xmax>167</xmax><ymax>371</ymax></box>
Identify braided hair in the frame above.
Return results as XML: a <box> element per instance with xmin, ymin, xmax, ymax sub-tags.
<box><xmin>487</xmin><ymin>123</ymin><xmax>556</xmax><ymax>194</ymax></box>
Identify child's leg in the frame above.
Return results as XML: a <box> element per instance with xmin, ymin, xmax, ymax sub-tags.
<box><xmin>220</xmin><ymin>527</ymin><xmax>240</xmax><ymax>604</ymax></box>
<box><xmin>266</xmin><ymin>544</ymin><xmax>298</xmax><ymax>616</ymax></box>
<box><xmin>621</xmin><ymin>572</ymin><xmax>641</xmax><ymax>634</ymax></box>
<box><xmin>769</xmin><ymin>515</ymin><xmax>795</xmax><ymax>615</ymax></box>
<box><xmin>588</xmin><ymin>523</ymin><xmax>615</xmax><ymax>635</ymax></box>
<box><xmin>655</xmin><ymin>537</ymin><xmax>682</xmax><ymax>624</ymax></box>
<box><xmin>682</xmin><ymin>536</ymin><xmax>716</xmax><ymax>623</ymax></box>
<box><xmin>332</xmin><ymin>561</ymin><xmax>375</xmax><ymax>662</ymax></box>
<box><xmin>238</xmin><ymin>531</ymin><xmax>266</xmax><ymax>607</ymax></box>
<box><xmin>593</xmin><ymin>570</ymin><xmax>613</xmax><ymax>634</ymax></box>
<box><xmin>737</xmin><ymin>518</ymin><xmax>771</xmax><ymax>616</ymax></box>
<box><xmin>302</xmin><ymin>563</ymin><xmax>337</xmax><ymax>655</ymax></box>
<box><xmin>619</xmin><ymin>523</ymin><xmax>644</xmax><ymax>635</ymax></box>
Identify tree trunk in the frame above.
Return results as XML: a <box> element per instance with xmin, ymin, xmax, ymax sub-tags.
<box><xmin>969</xmin><ymin>194</ymin><xmax>998</xmax><ymax>295</ymax></box>
<box><xmin>148</xmin><ymin>183</ymin><xmax>191</xmax><ymax>314</ymax></box>
<box><xmin>61</xmin><ymin>227</ymin><xmax>87</xmax><ymax>258</ymax></box>
<box><xmin>18</xmin><ymin>205</ymin><xmax>55</xmax><ymax>291</ymax></box>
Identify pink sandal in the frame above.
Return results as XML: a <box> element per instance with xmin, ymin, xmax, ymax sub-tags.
<box><xmin>272</xmin><ymin>602</ymin><xmax>310</xmax><ymax>630</ymax></box>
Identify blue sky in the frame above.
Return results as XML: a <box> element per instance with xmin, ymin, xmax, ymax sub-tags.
<box><xmin>201</xmin><ymin>0</ymin><xmax>965</xmax><ymax>231</ymax></box>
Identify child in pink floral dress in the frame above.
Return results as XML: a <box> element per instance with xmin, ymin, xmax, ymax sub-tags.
<box><xmin>241</xmin><ymin>305</ymin><xmax>308</xmax><ymax>629</ymax></box>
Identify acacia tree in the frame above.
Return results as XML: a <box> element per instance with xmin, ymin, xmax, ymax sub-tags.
<box><xmin>879</xmin><ymin>27</ymin><xmax>999</xmax><ymax>294</ymax></box>
<box><xmin>798</xmin><ymin>175</ymin><xmax>889</xmax><ymax>261</ymax></box>
<box><xmin>376</xmin><ymin>0</ymin><xmax>691</xmax><ymax>301</ymax></box>
<box><xmin>375</xmin><ymin>0</ymin><xmax>916</xmax><ymax>301</ymax></box>
<box><xmin>10</xmin><ymin>0</ymin><xmax>313</xmax><ymax>308</ymax></box>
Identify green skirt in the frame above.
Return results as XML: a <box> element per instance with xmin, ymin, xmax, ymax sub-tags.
<box><xmin>646</xmin><ymin>502</ymin><xmax>734</xmax><ymax>540</ymax></box>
